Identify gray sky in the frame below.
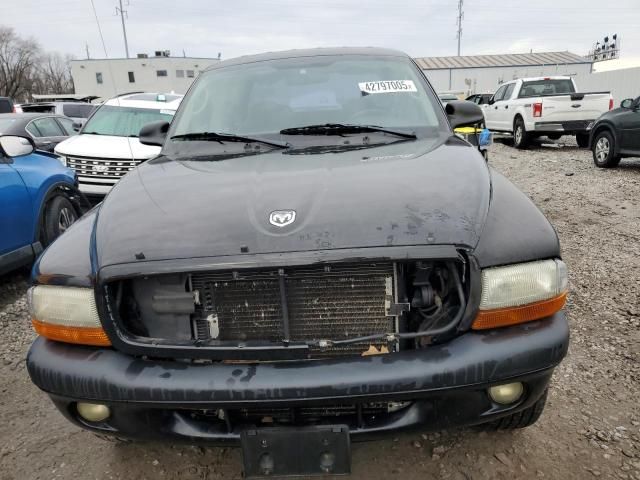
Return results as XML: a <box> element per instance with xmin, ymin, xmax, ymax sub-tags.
<box><xmin>6</xmin><ymin>0</ymin><xmax>640</xmax><ymax>70</ymax></box>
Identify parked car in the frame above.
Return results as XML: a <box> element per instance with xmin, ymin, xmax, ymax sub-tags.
<box><xmin>26</xmin><ymin>48</ymin><xmax>568</xmax><ymax>478</ymax></box>
<box><xmin>0</xmin><ymin>113</ymin><xmax>76</xmax><ymax>152</ymax></box>
<box><xmin>0</xmin><ymin>97</ymin><xmax>15</xmax><ymax>113</ymax></box>
<box><xmin>54</xmin><ymin>92</ymin><xmax>183</xmax><ymax>196</ymax></box>
<box><xmin>438</xmin><ymin>92</ymin><xmax>459</xmax><ymax>106</ymax></box>
<box><xmin>589</xmin><ymin>95</ymin><xmax>640</xmax><ymax>168</ymax></box>
<box><xmin>483</xmin><ymin>76</ymin><xmax>613</xmax><ymax>148</ymax></box>
<box><xmin>466</xmin><ymin>93</ymin><xmax>493</xmax><ymax>105</ymax></box>
<box><xmin>20</xmin><ymin>101</ymin><xmax>96</xmax><ymax>126</ymax></box>
<box><xmin>0</xmin><ymin>135</ymin><xmax>79</xmax><ymax>276</ymax></box>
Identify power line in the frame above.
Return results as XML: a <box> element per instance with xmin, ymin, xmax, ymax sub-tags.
<box><xmin>115</xmin><ymin>0</ymin><xmax>130</xmax><ymax>59</ymax></box>
<box><xmin>456</xmin><ymin>0</ymin><xmax>464</xmax><ymax>56</ymax></box>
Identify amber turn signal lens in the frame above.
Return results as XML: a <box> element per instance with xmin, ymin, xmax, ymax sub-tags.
<box><xmin>471</xmin><ymin>292</ymin><xmax>567</xmax><ymax>330</ymax></box>
<box><xmin>32</xmin><ymin>319</ymin><xmax>111</xmax><ymax>346</ymax></box>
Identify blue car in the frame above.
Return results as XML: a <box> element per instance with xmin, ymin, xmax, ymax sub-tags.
<box><xmin>0</xmin><ymin>135</ymin><xmax>80</xmax><ymax>275</ymax></box>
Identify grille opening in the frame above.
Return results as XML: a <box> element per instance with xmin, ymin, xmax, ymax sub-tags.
<box><xmin>188</xmin><ymin>401</ymin><xmax>413</xmax><ymax>429</ymax></box>
<box><xmin>110</xmin><ymin>260</ymin><xmax>466</xmax><ymax>360</ymax></box>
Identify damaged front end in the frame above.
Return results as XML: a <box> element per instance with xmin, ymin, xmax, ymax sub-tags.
<box><xmin>102</xmin><ymin>254</ymin><xmax>471</xmax><ymax>361</ymax></box>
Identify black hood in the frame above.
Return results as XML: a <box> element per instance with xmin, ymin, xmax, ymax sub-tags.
<box><xmin>94</xmin><ymin>137</ymin><xmax>491</xmax><ymax>268</ymax></box>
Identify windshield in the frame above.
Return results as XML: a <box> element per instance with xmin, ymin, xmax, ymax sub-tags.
<box><xmin>168</xmin><ymin>55</ymin><xmax>447</xmax><ymax>149</ymax></box>
<box><xmin>519</xmin><ymin>79</ymin><xmax>576</xmax><ymax>97</ymax></box>
<box><xmin>82</xmin><ymin>105</ymin><xmax>175</xmax><ymax>137</ymax></box>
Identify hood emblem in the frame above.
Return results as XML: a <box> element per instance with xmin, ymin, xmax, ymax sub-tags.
<box><xmin>93</xmin><ymin>164</ymin><xmax>109</xmax><ymax>173</ymax></box>
<box><xmin>269</xmin><ymin>210</ymin><xmax>296</xmax><ymax>228</ymax></box>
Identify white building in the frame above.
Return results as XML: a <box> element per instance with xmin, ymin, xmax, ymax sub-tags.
<box><xmin>415</xmin><ymin>51</ymin><xmax>594</xmax><ymax>96</ymax></box>
<box><xmin>71</xmin><ymin>52</ymin><xmax>220</xmax><ymax>100</ymax></box>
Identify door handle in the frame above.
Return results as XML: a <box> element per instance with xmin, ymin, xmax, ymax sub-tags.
<box><xmin>494</xmin><ymin>106</ymin><xmax>498</xmax><ymax>109</ymax></box>
<box><xmin>505</xmin><ymin>106</ymin><xmax>509</xmax><ymax>109</ymax></box>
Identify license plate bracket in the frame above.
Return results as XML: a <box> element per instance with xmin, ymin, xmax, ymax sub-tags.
<box><xmin>241</xmin><ymin>425</ymin><xmax>351</xmax><ymax>478</ymax></box>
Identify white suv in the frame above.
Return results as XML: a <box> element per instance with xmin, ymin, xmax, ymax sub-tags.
<box><xmin>54</xmin><ymin>92</ymin><xmax>183</xmax><ymax>196</ymax></box>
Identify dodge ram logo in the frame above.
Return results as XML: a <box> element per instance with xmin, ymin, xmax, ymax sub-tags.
<box><xmin>269</xmin><ymin>210</ymin><xmax>296</xmax><ymax>227</ymax></box>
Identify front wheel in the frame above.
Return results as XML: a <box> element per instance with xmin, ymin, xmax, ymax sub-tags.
<box><xmin>576</xmin><ymin>133</ymin><xmax>590</xmax><ymax>148</ymax></box>
<box><xmin>592</xmin><ymin>131</ymin><xmax>621</xmax><ymax>168</ymax></box>
<box><xmin>43</xmin><ymin>195</ymin><xmax>78</xmax><ymax>246</ymax></box>
<box><xmin>513</xmin><ymin>117</ymin><xmax>529</xmax><ymax>149</ymax></box>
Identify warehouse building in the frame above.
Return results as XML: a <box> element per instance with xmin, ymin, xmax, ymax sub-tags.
<box><xmin>415</xmin><ymin>51</ymin><xmax>594</xmax><ymax>96</ymax></box>
<box><xmin>70</xmin><ymin>51</ymin><xmax>220</xmax><ymax>100</ymax></box>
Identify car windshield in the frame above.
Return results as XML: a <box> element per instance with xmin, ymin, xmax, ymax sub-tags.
<box><xmin>82</xmin><ymin>105</ymin><xmax>175</xmax><ymax>137</ymax></box>
<box><xmin>519</xmin><ymin>79</ymin><xmax>576</xmax><ymax>97</ymax></box>
<box><xmin>168</xmin><ymin>55</ymin><xmax>447</xmax><ymax>150</ymax></box>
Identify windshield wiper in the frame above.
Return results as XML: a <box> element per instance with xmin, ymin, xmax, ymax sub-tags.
<box><xmin>170</xmin><ymin>132</ymin><xmax>288</xmax><ymax>149</ymax></box>
<box><xmin>279</xmin><ymin>123</ymin><xmax>416</xmax><ymax>139</ymax></box>
<box><xmin>83</xmin><ymin>131</ymin><xmax>101</xmax><ymax>135</ymax></box>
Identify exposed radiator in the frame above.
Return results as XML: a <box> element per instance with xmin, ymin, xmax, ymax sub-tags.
<box><xmin>190</xmin><ymin>263</ymin><xmax>395</xmax><ymax>357</ymax></box>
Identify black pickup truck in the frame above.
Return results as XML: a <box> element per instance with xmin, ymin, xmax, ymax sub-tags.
<box><xmin>26</xmin><ymin>47</ymin><xmax>569</xmax><ymax>478</ymax></box>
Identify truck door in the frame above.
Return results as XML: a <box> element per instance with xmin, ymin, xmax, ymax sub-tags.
<box><xmin>485</xmin><ymin>84</ymin><xmax>507</xmax><ymax>131</ymax></box>
<box><xmin>495</xmin><ymin>83</ymin><xmax>516</xmax><ymax>131</ymax></box>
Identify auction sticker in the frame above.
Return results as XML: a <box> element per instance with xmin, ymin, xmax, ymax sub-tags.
<box><xmin>358</xmin><ymin>80</ymin><xmax>417</xmax><ymax>94</ymax></box>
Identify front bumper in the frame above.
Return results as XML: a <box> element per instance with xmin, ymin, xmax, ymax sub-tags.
<box><xmin>27</xmin><ymin>313</ymin><xmax>569</xmax><ymax>444</ymax></box>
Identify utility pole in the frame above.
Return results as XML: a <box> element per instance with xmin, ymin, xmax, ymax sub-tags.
<box><xmin>115</xmin><ymin>0</ymin><xmax>130</xmax><ymax>58</ymax></box>
<box><xmin>456</xmin><ymin>0</ymin><xmax>464</xmax><ymax>56</ymax></box>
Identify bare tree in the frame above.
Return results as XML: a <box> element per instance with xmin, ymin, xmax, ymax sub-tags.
<box><xmin>35</xmin><ymin>52</ymin><xmax>75</xmax><ymax>94</ymax></box>
<box><xmin>0</xmin><ymin>26</ymin><xmax>41</xmax><ymax>101</ymax></box>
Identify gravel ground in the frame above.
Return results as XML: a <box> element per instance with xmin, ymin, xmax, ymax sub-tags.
<box><xmin>1</xmin><ymin>139</ymin><xmax>639</xmax><ymax>480</ymax></box>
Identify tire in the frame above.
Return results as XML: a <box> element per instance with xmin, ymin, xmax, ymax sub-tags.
<box><xmin>478</xmin><ymin>390</ymin><xmax>548</xmax><ymax>431</ymax></box>
<box><xmin>592</xmin><ymin>130</ymin><xmax>621</xmax><ymax>168</ymax></box>
<box><xmin>43</xmin><ymin>195</ymin><xmax>78</xmax><ymax>246</ymax></box>
<box><xmin>547</xmin><ymin>134</ymin><xmax>562</xmax><ymax>141</ymax></box>
<box><xmin>512</xmin><ymin>117</ymin><xmax>529</xmax><ymax>149</ymax></box>
<box><xmin>576</xmin><ymin>133</ymin><xmax>590</xmax><ymax>148</ymax></box>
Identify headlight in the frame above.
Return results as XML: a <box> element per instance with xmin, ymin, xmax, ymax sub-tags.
<box><xmin>27</xmin><ymin>286</ymin><xmax>111</xmax><ymax>346</ymax></box>
<box><xmin>472</xmin><ymin>259</ymin><xmax>568</xmax><ymax>330</ymax></box>
<box><xmin>586</xmin><ymin>122</ymin><xmax>594</xmax><ymax>131</ymax></box>
<box><xmin>57</xmin><ymin>154</ymin><xmax>68</xmax><ymax>166</ymax></box>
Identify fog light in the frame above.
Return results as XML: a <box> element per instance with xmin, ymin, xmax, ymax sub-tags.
<box><xmin>77</xmin><ymin>402</ymin><xmax>111</xmax><ymax>422</ymax></box>
<box><xmin>488</xmin><ymin>382</ymin><xmax>524</xmax><ymax>405</ymax></box>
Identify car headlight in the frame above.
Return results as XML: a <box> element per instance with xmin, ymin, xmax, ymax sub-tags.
<box><xmin>57</xmin><ymin>154</ymin><xmax>68</xmax><ymax>166</ymax></box>
<box><xmin>586</xmin><ymin>122</ymin><xmax>594</xmax><ymax>131</ymax></box>
<box><xmin>27</xmin><ymin>286</ymin><xmax>111</xmax><ymax>346</ymax></box>
<box><xmin>472</xmin><ymin>259</ymin><xmax>568</xmax><ymax>330</ymax></box>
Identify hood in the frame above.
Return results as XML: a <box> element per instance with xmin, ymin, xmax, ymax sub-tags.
<box><xmin>54</xmin><ymin>134</ymin><xmax>160</xmax><ymax>160</ymax></box>
<box><xmin>94</xmin><ymin>137</ymin><xmax>491</xmax><ymax>269</ymax></box>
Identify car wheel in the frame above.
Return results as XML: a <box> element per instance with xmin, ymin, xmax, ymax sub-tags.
<box><xmin>513</xmin><ymin>117</ymin><xmax>529</xmax><ymax>149</ymax></box>
<box><xmin>478</xmin><ymin>390</ymin><xmax>548</xmax><ymax>431</ymax></box>
<box><xmin>592</xmin><ymin>131</ymin><xmax>621</xmax><ymax>168</ymax></box>
<box><xmin>43</xmin><ymin>195</ymin><xmax>78</xmax><ymax>246</ymax></box>
<box><xmin>576</xmin><ymin>133</ymin><xmax>590</xmax><ymax>148</ymax></box>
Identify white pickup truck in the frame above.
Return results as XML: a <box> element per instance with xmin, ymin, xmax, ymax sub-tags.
<box><xmin>482</xmin><ymin>76</ymin><xmax>612</xmax><ymax>148</ymax></box>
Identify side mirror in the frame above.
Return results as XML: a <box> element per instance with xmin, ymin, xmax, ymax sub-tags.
<box><xmin>139</xmin><ymin>120</ymin><xmax>170</xmax><ymax>147</ymax></box>
<box><xmin>620</xmin><ymin>98</ymin><xmax>634</xmax><ymax>109</ymax></box>
<box><xmin>488</xmin><ymin>96</ymin><xmax>495</xmax><ymax>105</ymax></box>
<box><xmin>446</xmin><ymin>100</ymin><xmax>484</xmax><ymax>129</ymax></box>
<box><xmin>72</xmin><ymin>121</ymin><xmax>82</xmax><ymax>132</ymax></box>
<box><xmin>0</xmin><ymin>135</ymin><xmax>35</xmax><ymax>157</ymax></box>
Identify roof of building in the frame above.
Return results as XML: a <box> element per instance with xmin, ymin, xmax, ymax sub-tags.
<box><xmin>414</xmin><ymin>51</ymin><xmax>591</xmax><ymax>70</ymax></box>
